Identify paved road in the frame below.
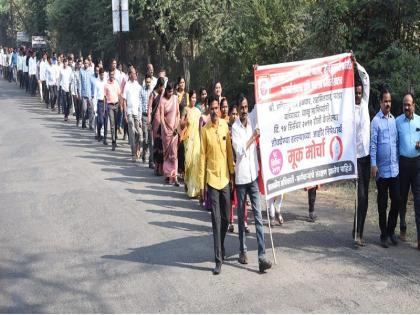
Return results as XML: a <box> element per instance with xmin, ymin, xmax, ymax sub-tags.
<box><xmin>1</xmin><ymin>79</ymin><xmax>420</xmax><ymax>313</ymax></box>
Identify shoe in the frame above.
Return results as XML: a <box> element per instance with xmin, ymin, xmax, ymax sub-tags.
<box><xmin>276</xmin><ymin>213</ymin><xmax>284</xmax><ymax>225</ymax></box>
<box><xmin>389</xmin><ymin>234</ymin><xmax>398</xmax><ymax>246</ymax></box>
<box><xmin>245</xmin><ymin>226</ymin><xmax>251</xmax><ymax>234</ymax></box>
<box><xmin>149</xmin><ymin>162</ymin><xmax>155</xmax><ymax>169</ymax></box>
<box><xmin>309</xmin><ymin>212</ymin><xmax>317</xmax><ymax>222</ymax></box>
<box><xmin>123</xmin><ymin>134</ymin><xmax>127</xmax><ymax>141</ymax></box>
<box><xmin>98</xmin><ymin>136</ymin><xmax>103</xmax><ymax>142</ymax></box>
<box><xmin>213</xmin><ymin>263</ymin><xmax>222</xmax><ymax>275</ymax></box>
<box><xmin>269</xmin><ymin>218</ymin><xmax>276</xmax><ymax>227</ymax></box>
<box><xmin>228</xmin><ymin>224</ymin><xmax>234</xmax><ymax>233</ymax></box>
<box><xmin>103</xmin><ymin>140</ymin><xmax>108</xmax><ymax>145</ymax></box>
<box><xmin>82</xmin><ymin>124</ymin><xmax>86</xmax><ymax>129</ymax></box>
<box><xmin>355</xmin><ymin>236</ymin><xmax>366</xmax><ymax>247</ymax></box>
<box><xmin>112</xmin><ymin>143</ymin><xmax>116</xmax><ymax>151</ymax></box>
<box><xmin>400</xmin><ymin>230</ymin><xmax>407</xmax><ymax>242</ymax></box>
<box><xmin>258</xmin><ymin>258</ymin><xmax>272</xmax><ymax>273</ymax></box>
<box><xmin>173</xmin><ymin>181</ymin><xmax>180</xmax><ymax>187</ymax></box>
<box><xmin>380</xmin><ymin>238</ymin><xmax>389</xmax><ymax>248</ymax></box>
<box><xmin>238</xmin><ymin>251</ymin><xmax>248</xmax><ymax>264</ymax></box>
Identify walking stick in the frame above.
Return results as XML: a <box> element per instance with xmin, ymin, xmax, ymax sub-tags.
<box><xmin>354</xmin><ymin>178</ymin><xmax>358</xmax><ymax>242</ymax></box>
<box><xmin>265</xmin><ymin>198</ymin><xmax>277</xmax><ymax>264</ymax></box>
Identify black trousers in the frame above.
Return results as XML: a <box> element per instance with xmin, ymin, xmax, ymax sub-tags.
<box><xmin>23</xmin><ymin>72</ymin><xmax>29</xmax><ymax>92</ymax></box>
<box><xmin>376</xmin><ymin>176</ymin><xmax>400</xmax><ymax>240</ymax></box>
<box><xmin>29</xmin><ymin>75</ymin><xmax>37</xmax><ymax>95</ymax></box>
<box><xmin>42</xmin><ymin>81</ymin><xmax>49</xmax><ymax>105</ymax></box>
<box><xmin>353</xmin><ymin>155</ymin><xmax>371</xmax><ymax>238</ymax></box>
<box><xmin>208</xmin><ymin>184</ymin><xmax>230</xmax><ymax>265</ymax></box>
<box><xmin>74</xmin><ymin>96</ymin><xmax>82</xmax><ymax>124</ymax></box>
<box><xmin>399</xmin><ymin>156</ymin><xmax>420</xmax><ymax>240</ymax></box>
<box><xmin>308</xmin><ymin>187</ymin><xmax>317</xmax><ymax>213</ymax></box>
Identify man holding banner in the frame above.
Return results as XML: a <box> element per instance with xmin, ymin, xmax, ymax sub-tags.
<box><xmin>232</xmin><ymin>95</ymin><xmax>272</xmax><ymax>273</ymax></box>
<box><xmin>352</xmin><ymin>56</ymin><xmax>371</xmax><ymax>247</ymax></box>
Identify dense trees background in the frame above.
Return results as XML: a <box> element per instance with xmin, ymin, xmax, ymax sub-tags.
<box><xmin>0</xmin><ymin>0</ymin><xmax>419</xmax><ymax>113</ymax></box>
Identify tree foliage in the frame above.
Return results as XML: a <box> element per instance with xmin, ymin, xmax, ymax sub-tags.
<box><xmin>0</xmin><ymin>0</ymin><xmax>418</xmax><ymax>109</ymax></box>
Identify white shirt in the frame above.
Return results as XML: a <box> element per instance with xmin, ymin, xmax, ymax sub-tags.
<box><xmin>46</xmin><ymin>64</ymin><xmax>60</xmax><ymax>86</ymax></box>
<box><xmin>0</xmin><ymin>50</ymin><xmax>3</xmax><ymax>66</ymax></box>
<box><xmin>28</xmin><ymin>57</ymin><xmax>37</xmax><ymax>75</ymax></box>
<box><xmin>142</xmin><ymin>76</ymin><xmax>157</xmax><ymax>89</ymax></box>
<box><xmin>232</xmin><ymin>115</ymin><xmax>259</xmax><ymax>185</ymax></box>
<box><xmin>94</xmin><ymin>78</ymin><xmax>105</xmax><ymax>101</ymax></box>
<box><xmin>123</xmin><ymin>80</ymin><xmax>141</xmax><ymax>116</ymax></box>
<box><xmin>23</xmin><ymin>56</ymin><xmax>29</xmax><ymax>72</ymax></box>
<box><xmin>355</xmin><ymin>62</ymin><xmax>370</xmax><ymax>159</ymax></box>
<box><xmin>59</xmin><ymin>67</ymin><xmax>73</xmax><ymax>92</ymax></box>
<box><xmin>17</xmin><ymin>55</ymin><xmax>23</xmax><ymax>71</ymax></box>
<box><xmin>39</xmin><ymin>60</ymin><xmax>48</xmax><ymax>81</ymax></box>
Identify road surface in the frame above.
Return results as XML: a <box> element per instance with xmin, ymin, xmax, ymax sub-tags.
<box><xmin>1</xmin><ymin>79</ymin><xmax>420</xmax><ymax>313</ymax></box>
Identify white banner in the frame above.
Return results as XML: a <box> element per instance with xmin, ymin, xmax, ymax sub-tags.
<box><xmin>254</xmin><ymin>53</ymin><xmax>357</xmax><ymax>200</ymax></box>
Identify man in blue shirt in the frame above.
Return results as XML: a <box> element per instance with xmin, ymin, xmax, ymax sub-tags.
<box><xmin>370</xmin><ymin>88</ymin><xmax>400</xmax><ymax>248</ymax></box>
<box><xmin>396</xmin><ymin>92</ymin><xmax>420</xmax><ymax>249</ymax></box>
<box><xmin>80</xmin><ymin>58</ymin><xmax>93</xmax><ymax>129</ymax></box>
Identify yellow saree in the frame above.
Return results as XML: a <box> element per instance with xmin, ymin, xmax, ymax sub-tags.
<box><xmin>184</xmin><ymin>107</ymin><xmax>202</xmax><ymax>198</ymax></box>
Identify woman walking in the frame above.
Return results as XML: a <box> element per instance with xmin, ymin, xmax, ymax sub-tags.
<box><xmin>182</xmin><ymin>90</ymin><xmax>201</xmax><ymax>198</ymax></box>
<box><xmin>150</xmin><ymin>77</ymin><xmax>165</xmax><ymax>176</ymax></box>
<box><xmin>160</xmin><ymin>82</ymin><xmax>180</xmax><ymax>186</ymax></box>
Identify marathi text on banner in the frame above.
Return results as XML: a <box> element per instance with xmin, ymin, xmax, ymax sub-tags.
<box><xmin>254</xmin><ymin>53</ymin><xmax>357</xmax><ymax>200</ymax></box>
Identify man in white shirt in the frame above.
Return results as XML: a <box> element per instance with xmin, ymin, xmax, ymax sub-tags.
<box><xmin>17</xmin><ymin>48</ymin><xmax>24</xmax><ymax>88</ymax></box>
<box><xmin>46</xmin><ymin>56</ymin><xmax>60</xmax><ymax>110</ymax></box>
<box><xmin>60</xmin><ymin>58</ymin><xmax>73</xmax><ymax>121</ymax></box>
<box><xmin>39</xmin><ymin>52</ymin><xmax>49</xmax><ymax>106</ymax></box>
<box><xmin>351</xmin><ymin>55</ymin><xmax>371</xmax><ymax>247</ymax></box>
<box><xmin>94</xmin><ymin>68</ymin><xmax>107</xmax><ymax>143</ymax></box>
<box><xmin>142</xmin><ymin>63</ymin><xmax>157</xmax><ymax>88</ymax></box>
<box><xmin>123</xmin><ymin>67</ymin><xmax>143</xmax><ymax>161</ymax></box>
<box><xmin>231</xmin><ymin>95</ymin><xmax>272</xmax><ymax>273</ymax></box>
<box><xmin>28</xmin><ymin>50</ymin><xmax>37</xmax><ymax>96</ymax></box>
<box><xmin>23</xmin><ymin>50</ymin><xmax>30</xmax><ymax>92</ymax></box>
<box><xmin>0</xmin><ymin>47</ymin><xmax>4</xmax><ymax>78</ymax></box>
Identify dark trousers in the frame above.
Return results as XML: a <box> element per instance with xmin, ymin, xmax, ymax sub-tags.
<box><xmin>399</xmin><ymin>156</ymin><xmax>420</xmax><ymax>240</ymax></box>
<box><xmin>61</xmin><ymin>91</ymin><xmax>71</xmax><ymax>118</ymax></box>
<box><xmin>376</xmin><ymin>176</ymin><xmax>400</xmax><ymax>240</ymax></box>
<box><xmin>74</xmin><ymin>96</ymin><xmax>82</xmax><ymax>124</ymax></box>
<box><xmin>49</xmin><ymin>85</ymin><xmax>58</xmax><ymax>109</ymax></box>
<box><xmin>42</xmin><ymin>81</ymin><xmax>49</xmax><ymax>105</ymax></box>
<box><xmin>29</xmin><ymin>74</ymin><xmax>36</xmax><ymax>95</ymax></box>
<box><xmin>208</xmin><ymin>184</ymin><xmax>230</xmax><ymax>265</ymax></box>
<box><xmin>236</xmin><ymin>178</ymin><xmax>266</xmax><ymax>259</ymax></box>
<box><xmin>97</xmin><ymin>101</ymin><xmax>108</xmax><ymax>139</ymax></box>
<box><xmin>108</xmin><ymin>103</ymin><xmax>119</xmax><ymax>144</ymax></box>
<box><xmin>18</xmin><ymin>70</ymin><xmax>23</xmax><ymax>88</ymax></box>
<box><xmin>353</xmin><ymin>155</ymin><xmax>371</xmax><ymax>238</ymax></box>
<box><xmin>308</xmin><ymin>187</ymin><xmax>317</xmax><ymax>213</ymax></box>
<box><xmin>23</xmin><ymin>72</ymin><xmax>29</xmax><ymax>90</ymax></box>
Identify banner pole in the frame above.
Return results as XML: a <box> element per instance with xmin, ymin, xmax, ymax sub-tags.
<box><xmin>354</xmin><ymin>178</ymin><xmax>358</xmax><ymax>242</ymax></box>
<box><xmin>265</xmin><ymin>198</ymin><xmax>277</xmax><ymax>264</ymax></box>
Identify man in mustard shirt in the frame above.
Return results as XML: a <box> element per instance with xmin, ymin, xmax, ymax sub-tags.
<box><xmin>199</xmin><ymin>96</ymin><xmax>235</xmax><ymax>275</ymax></box>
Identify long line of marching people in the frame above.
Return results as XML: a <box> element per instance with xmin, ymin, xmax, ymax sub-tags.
<box><xmin>1</xmin><ymin>44</ymin><xmax>419</xmax><ymax>275</ymax></box>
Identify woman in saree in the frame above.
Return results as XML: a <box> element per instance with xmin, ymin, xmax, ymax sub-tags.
<box><xmin>177</xmin><ymin>76</ymin><xmax>189</xmax><ymax>181</ymax></box>
<box><xmin>160</xmin><ymin>82</ymin><xmax>180</xmax><ymax>186</ymax></box>
<box><xmin>149</xmin><ymin>77</ymin><xmax>166</xmax><ymax>176</ymax></box>
<box><xmin>181</xmin><ymin>90</ymin><xmax>201</xmax><ymax>198</ymax></box>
